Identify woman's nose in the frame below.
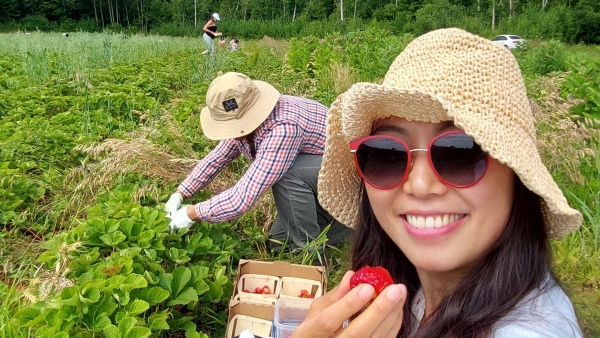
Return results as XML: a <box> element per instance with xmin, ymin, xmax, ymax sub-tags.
<box><xmin>402</xmin><ymin>152</ymin><xmax>447</xmax><ymax>198</ymax></box>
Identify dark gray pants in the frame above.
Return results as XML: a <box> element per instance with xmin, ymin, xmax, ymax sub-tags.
<box><xmin>269</xmin><ymin>154</ymin><xmax>353</xmax><ymax>251</ymax></box>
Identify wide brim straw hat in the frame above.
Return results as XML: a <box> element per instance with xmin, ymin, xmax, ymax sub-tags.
<box><xmin>318</xmin><ymin>28</ymin><xmax>582</xmax><ymax>238</ymax></box>
<box><xmin>200</xmin><ymin>72</ymin><xmax>280</xmax><ymax>140</ymax></box>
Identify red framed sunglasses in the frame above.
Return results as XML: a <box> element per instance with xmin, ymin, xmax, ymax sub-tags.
<box><xmin>350</xmin><ymin>131</ymin><xmax>489</xmax><ymax>189</ymax></box>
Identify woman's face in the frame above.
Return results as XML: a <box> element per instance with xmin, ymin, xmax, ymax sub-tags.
<box><xmin>365</xmin><ymin>117</ymin><xmax>515</xmax><ymax>279</ymax></box>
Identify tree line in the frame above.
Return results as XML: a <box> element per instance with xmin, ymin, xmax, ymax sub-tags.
<box><xmin>0</xmin><ymin>0</ymin><xmax>598</xmax><ymax>43</ymax></box>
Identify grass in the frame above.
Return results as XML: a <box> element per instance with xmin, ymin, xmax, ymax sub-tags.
<box><xmin>564</xmin><ymin>44</ymin><xmax>600</xmax><ymax>61</ymax></box>
<box><xmin>0</xmin><ymin>31</ymin><xmax>599</xmax><ymax>337</ymax></box>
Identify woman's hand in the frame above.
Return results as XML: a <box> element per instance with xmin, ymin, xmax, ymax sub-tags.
<box><xmin>292</xmin><ymin>271</ymin><xmax>406</xmax><ymax>338</ymax></box>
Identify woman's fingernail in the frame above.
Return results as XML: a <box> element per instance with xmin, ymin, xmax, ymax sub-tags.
<box><xmin>386</xmin><ymin>285</ymin><xmax>402</xmax><ymax>302</ymax></box>
<box><xmin>358</xmin><ymin>284</ymin><xmax>374</xmax><ymax>300</ymax></box>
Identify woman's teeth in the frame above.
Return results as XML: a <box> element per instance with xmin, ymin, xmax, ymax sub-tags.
<box><xmin>405</xmin><ymin>214</ymin><xmax>465</xmax><ymax>229</ymax></box>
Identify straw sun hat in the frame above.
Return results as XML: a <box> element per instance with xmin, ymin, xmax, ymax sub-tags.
<box><xmin>200</xmin><ymin>72</ymin><xmax>280</xmax><ymax>140</ymax></box>
<box><xmin>317</xmin><ymin>28</ymin><xmax>582</xmax><ymax>238</ymax></box>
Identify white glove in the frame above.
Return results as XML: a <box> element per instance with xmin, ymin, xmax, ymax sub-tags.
<box><xmin>169</xmin><ymin>205</ymin><xmax>196</xmax><ymax>230</ymax></box>
<box><xmin>164</xmin><ymin>192</ymin><xmax>183</xmax><ymax>215</ymax></box>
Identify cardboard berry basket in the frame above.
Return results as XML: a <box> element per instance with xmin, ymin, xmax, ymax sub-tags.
<box><xmin>237</xmin><ymin>273</ymin><xmax>281</xmax><ymax>297</ymax></box>
<box><xmin>233</xmin><ymin>292</ymin><xmax>278</xmax><ymax>306</ymax></box>
<box><xmin>226</xmin><ymin>259</ymin><xmax>327</xmax><ymax>338</ymax></box>
<box><xmin>279</xmin><ymin>277</ymin><xmax>323</xmax><ymax>299</ymax></box>
<box><xmin>226</xmin><ymin>310</ymin><xmax>274</xmax><ymax>338</ymax></box>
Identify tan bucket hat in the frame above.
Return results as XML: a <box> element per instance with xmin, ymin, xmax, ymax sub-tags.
<box><xmin>200</xmin><ymin>72</ymin><xmax>280</xmax><ymax>140</ymax></box>
<box><xmin>318</xmin><ymin>28</ymin><xmax>582</xmax><ymax>238</ymax></box>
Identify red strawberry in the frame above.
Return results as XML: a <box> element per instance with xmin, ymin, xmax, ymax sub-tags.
<box><xmin>262</xmin><ymin>285</ymin><xmax>272</xmax><ymax>294</ymax></box>
<box><xmin>243</xmin><ymin>289</ymin><xmax>250</xmax><ymax>293</ymax></box>
<box><xmin>350</xmin><ymin>266</ymin><xmax>394</xmax><ymax>298</ymax></box>
<box><xmin>255</xmin><ymin>286</ymin><xmax>263</xmax><ymax>294</ymax></box>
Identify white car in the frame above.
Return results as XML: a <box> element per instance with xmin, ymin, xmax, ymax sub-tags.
<box><xmin>491</xmin><ymin>35</ymin><xmax>525</xmax><ymax>49</ymax></box>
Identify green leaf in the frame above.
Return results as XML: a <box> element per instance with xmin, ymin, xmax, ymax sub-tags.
<box><xmin>124</xmin><ymin>327</ymin><xmax>151</xmax><ymax>338</ymax></box>
<box><xmin>167</xmin><ymin>287</ymin><xmax>198</xmax><ymax>306</ymax></box>
<box><xmin>148</xmin><ymin>313</ymin><xmax>170</xmax><ymax>331</ymax></box>
<box><xmin>143</xmin><ymin>270</ymin><xmax>160</xmax><ymax>285</ymax></box>
<box><xmin>12</xmin><ymin>307</ymin><xmax>42</xmax><ymax>326</ymax></box>
<box><xmin>113</xmin><ymin>290</ymin><xmax>131</xmax><ymax>306</ymax></box>
<box><xmin>79</xmin><ymin>284</ymin><xmax>101</xmax><ymax>304</ymax></box>
<box><xmin>118</xmin><ymin>317</ymin><xmax>137</xmax><ymax>333</ymax></box>
<box><xmin>131</xmin><ymin>286</ymin><xmax>170</xmax><ymax>306</ymax></box>
<box><xmin>158</xmin><ymin>272</ymin><xmax>173</xmax><ymax>294</ymax></box>
<box><xmin>118</xmin><ymin>218</ymin><xmax>136</xmax><ymax>237</ymax></box>
<box><xmin>204</xmin><ymin>280</ymin><xmax>224</xmax><ymax>302</ymax></box>
<box><xmin>186</xmin><ymin>331</ymin><xmax>209</xmax><ymax>338</ymax></box>
<box><xmin>83</xmin><ymin>314</ymin><xmax>112</xmax><ymax>332</ymax></box>
<box><xmin>103</xmin><ymin>325</ymin><xmax>121</xmax><ymax>338</ymax></box>
<box><xmin>172</xmin><ymin>266</ymin><xmax>191</xmax><ymax>295</ymax></box>
<box><xmin>119</xmin><ymin>274</ymin><xmax>148</xmax><ymax>293</ymax></box>
<box><xmin>138</xmin><ymin>230</ymin><xmax>154</xmax><ymax>243</ymax></box>
<box><xmin>168</xmin><ymin>247</ymin><xmax>191</xmax><ymax>264</ymax></box>
<box><xmin>57</xmin><ymin>305</ymin><xmax>80</xmax><ymax>322</ymax></box>
<box><xmin>59</xmin><ymin>286</ymin><xmax>81</xmax><ymax>307</ymax></box>
<box><xmin>125</xmin><ymin>299</ymin><xmax>149</xmax><ymax>315</ymax></box>
<box><xmin>194</xmin><ymin>280</ymin><xmax>210</xmax><ymax>296</ymax></box>
<box><xmin>100</xmin><ymin>231</ymin><xmax>127</xmax><ymax>247</ymax></box>
<box><xmin>36</xmin><ymin>251</ymin><xmax>58</xmax><ymax>267</ymax></box>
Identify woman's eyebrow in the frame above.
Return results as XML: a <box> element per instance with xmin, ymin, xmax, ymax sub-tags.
<box><xmin>372</xmin><ymin>125</ymin><xmax>407</xmax><ymax>135</ymax></box>
<box><xmin>437</xmin><ymin>120</ymin><xmax>457</xmax><ymax>133</ymax></box>
<box><xmin>373</xmin><ymin>121</ymin><xmax>456</xmax><ymax>135</ymax></box>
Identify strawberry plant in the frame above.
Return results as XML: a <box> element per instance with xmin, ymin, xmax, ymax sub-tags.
<box><xmin>14</xmin><ymin>187</ymin><xmax>239</xmax><ymax>336</ymax></box>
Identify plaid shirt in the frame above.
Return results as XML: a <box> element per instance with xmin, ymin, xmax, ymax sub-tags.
<box><xmin>178</xmin><ymin>95</ymin><xmax>328</xmax><ymax>222</ymax></box>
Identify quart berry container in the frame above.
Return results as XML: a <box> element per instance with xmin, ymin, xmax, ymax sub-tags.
<box><xmin>226</xmin><ymin>314</ymin><xmax>273</xmax><ymax>338</ymax></box>
<box><xmin>272</xmin><ymin>297</ymin><xmax>314</xmax><ymax>338</ymax></box>
<box><xmin>237</xmin><ymin>274</ymin><xmax>281</xmax><ymax>298</ymax></box>
<box><xmin>279</xmin><ymin>277</ymin><xmax>323</xmax><ymax>299</ymax></box>
<box><xmin>233</xmin><ymin>292</ymin><xmax>277</xmax><ymax>306</ymax></box>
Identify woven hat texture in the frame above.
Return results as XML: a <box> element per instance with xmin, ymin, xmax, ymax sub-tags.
<box><xmin>317</xmin><ymin>28</ymin><xmax>582</xmax><ymax>238</ymax></box>
<box><xmin>200</xmin><ymin>72</ymin><xmax>280</xmax><ymax>140</ymax></box>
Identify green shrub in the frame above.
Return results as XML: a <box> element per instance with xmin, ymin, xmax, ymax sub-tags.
<box><xmin>562</xmin><ymin>52</ymin><xmax>600</xmax><ymax>119</ymax></box>
<box><xmin>574</xmin><ymin>10</ymin><xmax>600</xmax><ymax>44</ymax></box>
<box><xmin>517</xmin><ymin>40</ymin><xmax>566</xmax><ymax>77</ymax></box>
<box><xmin>411</xmin><ymin>0</ymin><xmax>468</xmax><ymax>36</ymax></box>
<box><xmin>20</xmin><ymin>15</ymin><xmax>53</xmax><ymax>32</ymax></box>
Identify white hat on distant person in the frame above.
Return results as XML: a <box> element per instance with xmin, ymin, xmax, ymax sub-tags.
<box><xmin>212</xmin><ymin>13</ymin><xmax>221</xmax><ymax>21</ymax></box>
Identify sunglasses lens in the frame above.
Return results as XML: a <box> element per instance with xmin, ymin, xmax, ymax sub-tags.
<box><xmin>356</xmin><ymin>138</ymin><xmax>409</xmax><ymax>188</ymax></box>
<box><xmin>430</xmin><ymin>133</ymin><xmax>488</xmax><ymax>186</ymax></box>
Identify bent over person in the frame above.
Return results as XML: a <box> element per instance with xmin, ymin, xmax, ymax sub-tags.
<box><xmin>165</xmin><ymin>72</ymin><xmax>351</xmax><ymax>252</ymax></box>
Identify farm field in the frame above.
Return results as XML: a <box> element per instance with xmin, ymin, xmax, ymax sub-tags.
<box><xmin>0</xmin><ymin>31</ymin><xmax>599</xmax><ymax>337</ymax></box>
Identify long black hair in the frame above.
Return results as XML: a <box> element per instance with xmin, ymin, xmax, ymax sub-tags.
<box><xmin>351</xmin><ymin>176</ymin><xmax>553</xmax><ymax>338</ymax></box>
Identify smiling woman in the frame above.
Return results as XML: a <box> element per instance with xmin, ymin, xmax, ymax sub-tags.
<box><xmin>291</xmin><ymin>28</ymin><xmax>584</xmax><ymax>338</ymax></box>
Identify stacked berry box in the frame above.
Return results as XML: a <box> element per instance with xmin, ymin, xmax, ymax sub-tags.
<box><xmin>226</xmin><ymin>260</ymin><xmax>327</xmax><ymax>338</ymax></box>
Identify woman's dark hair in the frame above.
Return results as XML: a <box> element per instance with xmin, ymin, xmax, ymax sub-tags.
<box><xmin>352</xmin><ymin>176</ymin><xmax>552</xmax><ymax>338</ymax></box>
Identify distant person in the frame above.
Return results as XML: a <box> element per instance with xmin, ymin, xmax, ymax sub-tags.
<box><xmin>201</xmin><ymin>13</ymin><xmax>221</xmax><ymax>55</ymax></box>
<box><xmin>164</xmin><ymin>72</ymin><xmax>352</xmax><ymax>253</ymax></box>
<box><xmin>230</xmin><ymin>36</ymin><xmax>239</xmax><ymax>51</ymax></box>
<box><xmin>218</xmin><ymin>36</ymin><xmax>227</xmax><ymax>49</ymax></box>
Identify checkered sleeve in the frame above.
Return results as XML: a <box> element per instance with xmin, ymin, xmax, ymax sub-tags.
<box><xmin>177</xmin><ymin>139</ymin><xmax>240</xmax><ymax>198</ymax></box>
<box><xmin>195</xmin><ymin>123</ymin><xmax>303</xmax><ymax>222</ymax></box>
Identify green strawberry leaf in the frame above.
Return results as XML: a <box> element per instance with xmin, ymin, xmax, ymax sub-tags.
<box><xmin>167</xmin><ymin>287</ymin><xmax>198</xmax><ymax>306</ymax></box>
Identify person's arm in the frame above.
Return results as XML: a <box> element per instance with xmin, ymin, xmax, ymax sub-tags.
<box><xmin>190</xmin><ymin>123</ymin><xmax>303</xmax><ymax>222</ymax></box>
<box><xmin>178</xmin><ymin>139</ymin><xmax>240</xmax><ymax>198</ymax></box>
